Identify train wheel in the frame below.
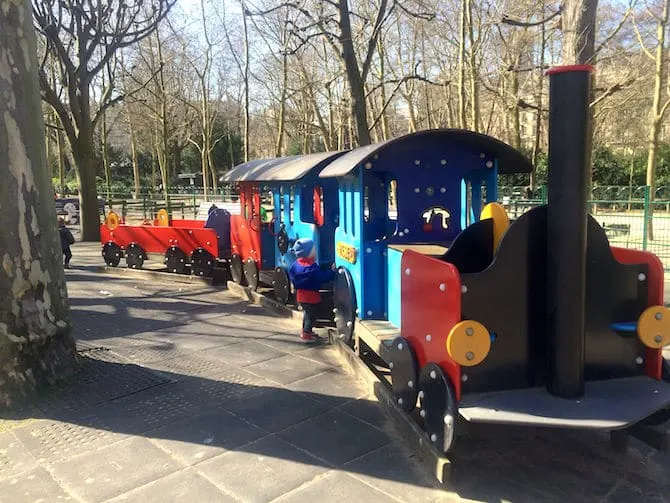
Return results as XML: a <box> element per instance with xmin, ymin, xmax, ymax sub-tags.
<box><xmin>383</xmin><ymin>337</ymin><xmax>419</xmax><ymax>413</ymax></box>
<box><xmin>191</xmin><ymin>248</ymin><xmax>214</xmax><ymax>277</ymax></box>
<box><xmin>273</xmin><ymin>267</ymin><xmax>291</xmax><ymax>304</ymax></box>
<box><xmin>418</xmin><ymin>363</ymin><xmax>458</xmax><ymax>454</ymax></box>
<box><xmin>243</xmin><ymin>258</ymin><xmax>259</xmax><ymax>291</ymax></box>
<box><xmin>230</xmin><ymin>254</ymin><xmax>245</xmax><ymax>284</ymax></box>
<box><xmin>125</xmin><ymin>243</ymin><xmax>145</xmax><ymax>269</ymax></box>
<box><xmin>102</xmin><ymin>241</ymin><xmax>121</xmax><ymax>267</ymax></box>
<box><xmin>165</xmin><ymin>246</ymin><xmax>187</xmax><ymax>274</ymax></box>
<box><xmin>333</xmin><ymin>267</ymin><xmax>357</xmax><ymax>347</ymax></box>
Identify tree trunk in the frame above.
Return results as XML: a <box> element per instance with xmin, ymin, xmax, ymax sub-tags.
<box><xmin>458</xmin><ymin>0</ymin><xmax>468</xmax><ymax>129</ymax></box>
<box><xmin>562</xmin><ymin>0</ymin><xmax>599</xmax><ymax>195</ymax></box>
<box><xmin>338</xmin><ymin>0</ymin><xmax>372</xmax><ymax>146</ymax></box>
<box><xmin>509</xmin><ymin>71</ymin><xmax>521</xmax><ymax>149</ymax></box>
<box><xmin>275</xmin><ymin>46</ymin><xmax>288</xmax><ymax>157</ymax></box>
<box><xmin>72</xmin><ymin>131</ymin><xmax>101</xmax><ymax>242</ymax></box>
<box><xmin>242</xmin><ymin>3</ymin><xmax>250</xmax><ymax>162</ymax></box>
<box><xmin>102</xmin><ymin>111</ymin><xmax>111</xmax><ymax>199</ymax></box>
<box><xmin>56</xmin><ymin>122</ymin><xmax>66</xmax><ymax>194</ymax></box>
<box><xmin>467</xmin><ymin>0</ymin><xmax>479</xmax><ymax>132</ymax></box>
<box><xmin>0</xmin><ymin>0</ymin><xmax>77</xmax><ymax>405</ymax></box>
<box><xmin>644</xmin><ymin>0</ymin><xmax>670</xmax><ymax>242</ymax></box>
<box><xmin>129</xmin><ymin>117</ymin><xmax>140</xmax><ymax>199</ymax></box>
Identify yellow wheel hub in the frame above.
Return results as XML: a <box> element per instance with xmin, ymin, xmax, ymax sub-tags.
<box><xmin>446</xmin><ymin>320</ymin><xmax>491</xmax><ymax>366</ymax></box>
<box><xmin>156</xmin><ymin>209</ymin><xmax>170</xmax><ymax>226</ymax></box>
<box><xmin>105</xmin><ymin>211</ymin><xmax>120</xmax><ymax>231</ymax></box>
<box><xmin>637</xmin><ymin>306</ymin><xmax>670</xmax><ymax>349</ymax></box>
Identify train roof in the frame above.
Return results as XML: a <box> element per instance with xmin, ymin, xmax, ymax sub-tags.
<box><xmin>220</xmin><ymin>150</ymin><xmax>347</xmax><ymax>183</ymax></box>
<box><xmin>318</xmin><ymin>129</ymin><xmax>534</xmax><ymax>178</ymax></box>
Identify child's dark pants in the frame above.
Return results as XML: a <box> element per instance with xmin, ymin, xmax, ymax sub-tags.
<box><xmin>301</xmin><ymin>303</ymin><xmax>317</xmax><ymax>333</ymax></box>
<box><xmin>63</xmin><ymin>247</ymin><xmax>72</xmax><ymax>266</ymax></box>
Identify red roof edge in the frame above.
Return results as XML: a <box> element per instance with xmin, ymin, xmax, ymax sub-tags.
<box><xmin>545</xmin><ymin>64</ymin><xmax>595</xmax><ymax>76</ymax></box>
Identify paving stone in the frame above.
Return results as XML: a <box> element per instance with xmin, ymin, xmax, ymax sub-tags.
<box><xmin>205</xmin><ymin>340</ymin><xmax>288</xmax><ymax>367</ymax></box>
<box><xmin>4</xmin><ymin>355</ymin><xmax>172</xmax><ymax>417</ymax></box>
<box><xmin>197</xmin><ymin>435</ymin><xmax>327</xmax><ymax>502</ymax></box>
<box><xmin>277</xmin><ymin>409</ymin><xmax>390</xmax><ymax>466</ymax></box>
<box><xmin>221</xmin><ymin>386</ymin><xmax>330</xmax><ymax>433</ymax></box>
<box><xmin>50</xmin><ymin>436</ymin><xmax>182</xmax><ymax>503</ymax></box>
<box><xmin>0</xmin><ymin>466</ymin><xmax>74</xmax><ymax>502</ymax></box>
<box><xmin>287</xmin><ymin>367</ymin><xmax>367</xmax><ymax>406</ymax></box>
<box><xmin>276</xmin><ymin>470</ymin><xmax>395</xmax><ymax>502</ymax></box>
<box><xmin>12</xmin><ymin>419</ymin><xmax>129</xmax><ymax>464</ymax></box>
<box><xmin>74</xmin><ymin>380</ymin><xmax>216</xmax><ymax>436</ymax></box>
<box><xmin>205</xmin><ymin>313</ymin><xmax>294</xmax><ymax>336</ymax></box>
<box><xmin>148</xmin><ymin>408</ymin><xmax>268</xmax><ymax>465</ymax></box>
<box><xmin>339</xmin><ymin>398</ymin><xmax>390</xmax><ymax>430</ymax></box>
<box><xmin>110</xmin><ymin>469</ymin><xmax>235</xmax><ymax>502</ymax></box>
<box><xmin>246</xmin><ymin>353</ymin><xmax>331</xmax><ymax>385</ymax></box>
<box><xmin>0</xmin><ymin>432</ymin><xmax>38</xmax><ymax>481</ymax></box>
<box><xmin>256</xmin><ymin>332</ymin><xmax>318</xmax><ymax>353</ymax></box>
<box><xmin>344</xmin><ymin>444</ymin><xmax>454</xmax><ymax>503</ymax></box>
<box><xmin>298</xmin><ymin>343</ymin><xmax>346</xmax><ymax>368</ymax></box>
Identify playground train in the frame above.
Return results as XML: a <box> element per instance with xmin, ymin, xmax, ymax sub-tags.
<box><xmin>101</xmin><ymin>66</ymin><xmax>670</xmax><ymax>454</ymax></box>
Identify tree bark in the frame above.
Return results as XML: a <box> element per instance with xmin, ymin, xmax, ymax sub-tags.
<box><xmin>338</xmin><ymin>0</ymin><xmax>372</xmax><ymax>146</ymax></box>
<box><xmin>128</xmin><ymin>115</ymin><xmax>140</xmax><ymax>199</ymax></box>
<box><xmin>0</xmin><ymin>0</ymin><xmax>77</xmax><ymax>405</ymax></box>
<box><xmin>458</xmin><ymin>0</ymin><xmax>468</xmax><ymax>129</ymax></box>
<box><xmin>561</xmin><ymin>0</ymin><xmax>598</xmax><ymax>196</ymax></box>
<box><xmin>242</xmin><ymin>2</ymin><xmax>250</xmax><ymax>162</ymax></box>
<box><xmin>644</xmin><ymin>0</ymin><xmax>670</xmax><ymax>242</ymax></box>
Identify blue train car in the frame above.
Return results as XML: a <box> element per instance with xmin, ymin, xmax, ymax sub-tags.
<box><xmin>221</xmin><ymin>151</ymin><xmax>345</xmax><ymax>301</ymax></box>
<box><xmin>318</xmin><ymin>129</ymin><xmax>531</xmax><ymax>338</ymax></box>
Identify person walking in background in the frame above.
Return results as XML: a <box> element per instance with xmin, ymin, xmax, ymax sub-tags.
<box><xmin>288</xmin><ymin>238</ymin><xmax>336</xmax><ymax>342</ymax></box>
<box><xmin>58</xmin><ymin>217</ymin><xmax>75</xmax><ymax>268</ymax></box>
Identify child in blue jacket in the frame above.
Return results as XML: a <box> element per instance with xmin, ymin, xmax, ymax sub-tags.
<box><xmin>288</xmin><ymin>238</ymin><xmax>336</xmax><ymax>342</ymax></box>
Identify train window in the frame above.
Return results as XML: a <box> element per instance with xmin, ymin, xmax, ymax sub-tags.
<box><xmin>289</xmin><ymin>186</ymin><xmax>295</xmax><ymax>224</ymax></box>
<box><xmin>363</xmin><ymin>185</ymin><xmax>370</xmax><ymax>223</ymax></box>
<box><xmin>313</xmin><ymin>186</ymin><xmax>324</xmax><ymax>227</ymax></box>
<box><xmin>279</xmin><ymin>186</ymin><xmax>285</xmax><ymax>223</ymax></box>
<box><xmin>388</xmin><ymin>179</ymin><xmax>397</xmax><ymax>221</ymax></box>
<box><xmin>466</xmin><ymin>181</ymin><xmax>473</xmax><ymax>227</ymax></box>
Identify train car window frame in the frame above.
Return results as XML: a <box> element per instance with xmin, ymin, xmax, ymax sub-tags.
<box><xmin>279</xmin><ymin>186</ymin><xmax>285</xmax><ymax>223</ymax></box>
<box><xmin>313</xmin><ymin>186</ymin><xmax>325</xmax><ymax>227</ymax></box>
<box><xmin>289</xmin><ymin>186</ymin><xmax>295</xmax><ymax>225</ymax></box>
<box><xmin>363</xmin><ymin>185</ymin><xmax>370</xmax><ymax>223</ymax></box>
<box><xmin>388</xmin><ymin>179</ymin><xmax>398</xmax><ymax>221</ymax></box>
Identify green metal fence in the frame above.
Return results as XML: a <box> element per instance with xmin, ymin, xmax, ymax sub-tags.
<box><xmin>102</xmin><ymin>184</ymin><xmax>670</xmax><ymax>270</ymax></box>
<box><xmin>500</xmin><ymin>185</ymin><xmax>670</xmax><ymax>270</ymax></box>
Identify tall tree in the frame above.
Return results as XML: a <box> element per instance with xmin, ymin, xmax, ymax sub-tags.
<box><xmin>0</xmin><ymin>0</ymin><xmax>77</xmax><ymax>405</ymax></box>
<box><xmin>634</xmin><ymin>0</ymin><xmax>670</xmax><ymax>240</ymax></box>
<box><xmin>33</xmin><ymin>0</ymin><xmax>174</xmax><ymax>241</ymax></box>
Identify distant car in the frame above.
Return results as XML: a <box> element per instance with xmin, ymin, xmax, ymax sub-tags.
<box><xmin>55</xmin><ymin>198</ymin><xmax>106</xmax><ymax>224</ymax></box>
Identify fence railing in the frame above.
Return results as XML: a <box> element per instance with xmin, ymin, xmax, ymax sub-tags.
<box><xmin>102</xmin><ymin>185</ymin><xmax>670</xmax><ymax>270</ymax></box>
<box><xmin>501</xmin><ymin>185</ymin><xmax>670</xmax><ymax>270</ymax></box>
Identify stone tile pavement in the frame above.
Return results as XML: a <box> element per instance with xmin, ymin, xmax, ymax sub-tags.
<box><xmin>0</xmin><ymin>242</ymin><xmax>669</xmax><ymax>502</ymax></box>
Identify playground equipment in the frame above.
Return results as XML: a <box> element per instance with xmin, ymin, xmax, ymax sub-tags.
<box><xmin>316</xmin><ymin>65</ymin><xmax>670</xmax><ymax>454</ymax></box>
<box><xmin>99</xmin><ymin>65</ymin><xmax>670</xmax><ymax>459</ymax></box>
<box><xmin>219</xmin><ymin>151</ymin><xmax>344</xmax><ymax>299</ymax></box>
<box><xmin>99</xmin><ymin>206</ymin><xmax>232</xmax><ymax>276</ymax></box>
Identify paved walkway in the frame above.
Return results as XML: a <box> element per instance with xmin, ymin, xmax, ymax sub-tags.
<box><xmin>1</xmin><ymin>242</ymin><xmax>670</xmax><ymax>502</ymax></box>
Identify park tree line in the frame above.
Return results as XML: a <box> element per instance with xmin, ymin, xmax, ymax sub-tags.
<box><xmin>33</xmin><ymin>0</ymin><xmax>670</xmax><ymax>240</ymax></box>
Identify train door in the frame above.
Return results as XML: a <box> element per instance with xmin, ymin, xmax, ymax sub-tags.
<box><xmin>312</xmin><ymin>179</ymin><xmax>339</xmax><ymax>265</ymax></box>
<box><xmin>360</xmin><ymin>170</ymin><xmax>388</xmax><ymax>319</ymax></box>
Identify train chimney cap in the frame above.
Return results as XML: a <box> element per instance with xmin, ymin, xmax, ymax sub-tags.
<box><xmin>545</xmin><ymin>64</ymin><xmax>594</xmax><ymax>76</ymax></box>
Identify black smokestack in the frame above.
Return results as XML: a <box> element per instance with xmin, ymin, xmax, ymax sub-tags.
<box><xmin>546</xmin><ymin>65</ymin><xmax>594</xmax><ymax>399</ymax></box>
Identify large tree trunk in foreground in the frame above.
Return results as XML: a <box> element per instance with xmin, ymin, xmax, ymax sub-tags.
<box><xmin>0</xmin><ymin>0</ymin><xmax>77</xmax><ymax>406</ymax></box>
